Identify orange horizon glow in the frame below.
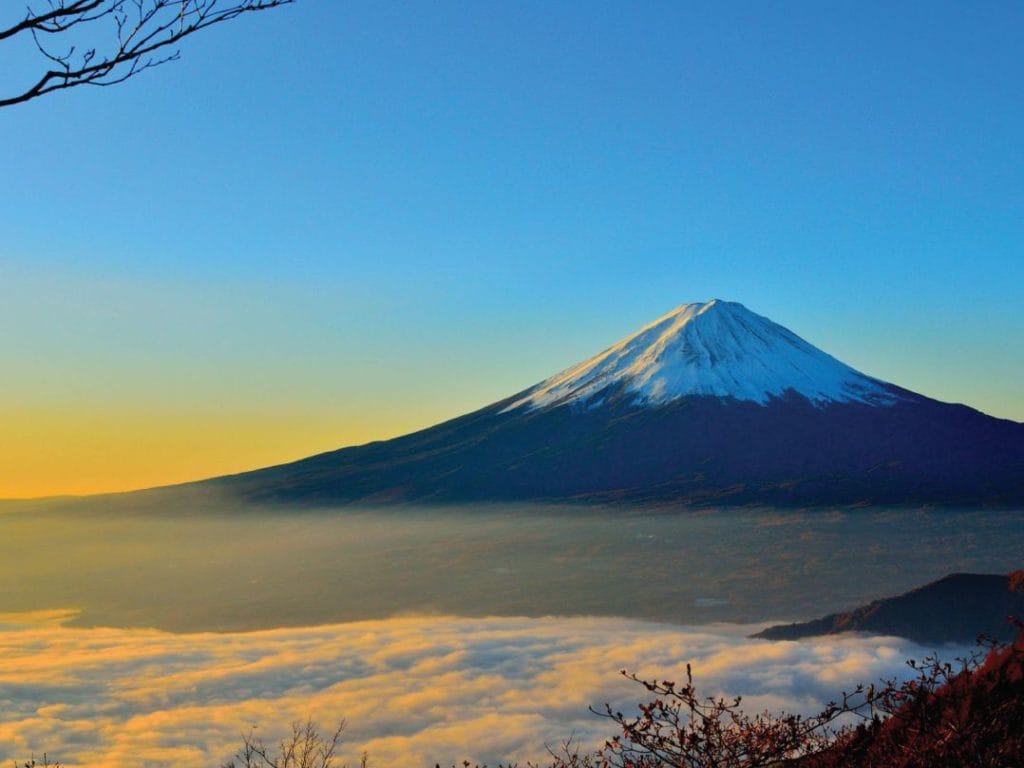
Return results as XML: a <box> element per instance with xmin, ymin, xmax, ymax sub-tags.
<box><xmin>0</xmin><ymin>405</ymin><xmax>434</xmax><ymax>499</ymax></box>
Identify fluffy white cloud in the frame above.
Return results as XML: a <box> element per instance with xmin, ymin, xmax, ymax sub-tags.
<box><xmin>0</xmin><ymin>614</ymin><xmax>961</xmax><ymax>768</ymax></box>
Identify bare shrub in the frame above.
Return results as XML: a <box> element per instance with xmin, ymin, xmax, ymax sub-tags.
<box><xmin>222</xmin><ymin>719</ymin><xmax>362</xmax><ymax>768</ymax></box>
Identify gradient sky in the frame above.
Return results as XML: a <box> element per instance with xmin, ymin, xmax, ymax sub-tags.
<box><xmin>2</xmin><ymin>1</ymin><xmax>1022</xmax><ymax>498</ymax></box>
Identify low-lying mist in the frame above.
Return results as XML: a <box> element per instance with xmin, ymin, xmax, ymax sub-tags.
<box><xmin>3</xmin><ymin>492</ymin><xmax>1022</xmax><ymax>631</ymax></box>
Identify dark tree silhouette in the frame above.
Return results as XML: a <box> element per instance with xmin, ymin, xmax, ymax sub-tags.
<box><xmin>1</xmin><ymin>0</ymin><xmax>293</xmax><ymax>108</ymax></box>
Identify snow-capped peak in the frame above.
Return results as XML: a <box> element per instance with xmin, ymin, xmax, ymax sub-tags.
<box><xmin>503</xmin><ymin>299</ymin><xmax>897</xmax><ymax>412</ymax></box>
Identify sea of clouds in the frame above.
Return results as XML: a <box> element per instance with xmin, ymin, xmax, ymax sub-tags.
<box><xmin>0</xmin><ymin>612</ymin><xmax>959</xmax><ymax>768</ymax></box>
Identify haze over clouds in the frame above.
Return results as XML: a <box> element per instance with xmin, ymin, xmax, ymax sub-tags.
<box><xmin>8</xmin><ymin>505</ymin><xmax>1024</xmax><ymax>634</ymax></box>
<box><xmin>0</xmin><ymin>613</ymin><xmax>955</xmax><ymax>768</ymax></box>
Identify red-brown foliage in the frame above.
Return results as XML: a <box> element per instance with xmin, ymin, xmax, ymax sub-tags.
<box><xmin>589</xmin><ymin>629</ymin><xmax>1024</xmax><ymax>768</ymax></box>
<box><xmin>802</xmin><ymin>629</ymin><xmax>1024</xmax><ymax>768</ymax></box>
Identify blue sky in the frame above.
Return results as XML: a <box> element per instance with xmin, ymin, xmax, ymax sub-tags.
<box><xmin>1</xmin><ymin>1</ymin><xmax>1022</xmax><ymax>495</ymax></box>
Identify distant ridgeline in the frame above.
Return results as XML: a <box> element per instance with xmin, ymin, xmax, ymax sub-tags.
<box><xmin>203</xmin><ymin>300</ymin><xmax>1024</xmax><ymax>508</ymax></box>
<box><xmin>755</xmin><ymin>571</ymin><xmax>1024</xmax><ymax>645</ymax></box>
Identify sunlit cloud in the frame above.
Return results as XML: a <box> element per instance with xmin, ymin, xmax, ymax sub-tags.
<box><xmin>0</xmin><ymin>613</ymin><xmax>961</xmax><ymax>768</ymax></box>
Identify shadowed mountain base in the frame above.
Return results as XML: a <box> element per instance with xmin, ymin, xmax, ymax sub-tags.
<box><xmin>210</xmin><ymin>392</ymin><xmax>1024</xmax><ymax>508</ymax></box>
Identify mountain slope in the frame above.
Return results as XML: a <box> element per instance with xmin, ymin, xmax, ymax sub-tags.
<box><xmin>211</xmin><ymin>300</ymin><xmax>1024</xmax><ymax>507</ymax></box>
<box><xmin>755</xmin><ymin>571</ymin><xmax>1024</xmax><ymax>644</ymax></box>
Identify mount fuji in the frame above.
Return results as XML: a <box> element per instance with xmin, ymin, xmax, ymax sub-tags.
<box><xmin>503</xmin><ymin>299</ymin><xmax>898</xmax><ymax>411</ymax></box>
<box><xmin>214</xmin><ymin>300</ymin><xmax>1024</xmax><ymax>507</ymax></box>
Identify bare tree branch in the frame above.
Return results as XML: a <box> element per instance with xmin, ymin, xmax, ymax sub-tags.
<box><xmin>222</xmin><ymin>719</ymin><xmax>350</xmax><ymax>768</ymax></box>
<box><xmin>0</xmin><ymin>1</ymin><xmax>107</xmax><ymax>42</ymax></box>
<box><xmin>1</xmin><ymin>0</ymin><xmax>293</xmax><ymax>108</ymax></box>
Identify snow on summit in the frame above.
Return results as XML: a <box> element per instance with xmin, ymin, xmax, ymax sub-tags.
<box><xmin>505</xmin><ymin>300</ymin><xmax>898</xmax><ymax>411</ymax></box>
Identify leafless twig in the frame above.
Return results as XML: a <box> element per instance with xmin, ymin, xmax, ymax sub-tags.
<box><xmin>1</xmin><ymin>0</ymin><xmax>293</xmax><ymax>107</ymax></box>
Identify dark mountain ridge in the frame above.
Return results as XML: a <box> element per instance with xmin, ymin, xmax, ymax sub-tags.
<box><xmin>755</xmin><ymin>571</ymin><xmax>1024</xmax><ymax>645</ymax></box>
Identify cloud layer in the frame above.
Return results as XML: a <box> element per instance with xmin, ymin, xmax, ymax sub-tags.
<box><xmin>0</xmin><ymin>613</ymin><xmax>957</xmax><ymax>767</ymax></box>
